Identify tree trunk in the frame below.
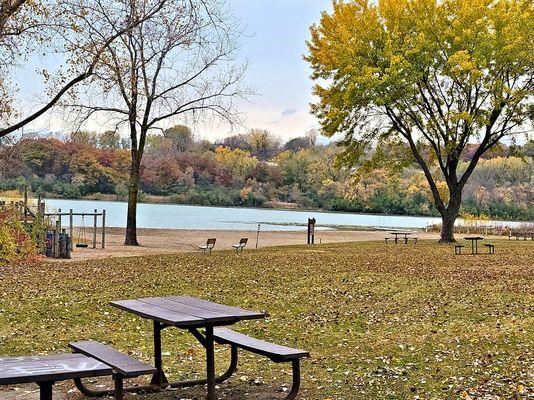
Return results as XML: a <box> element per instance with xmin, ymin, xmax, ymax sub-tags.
<box><xmin>440</xmin><ymin>211</ymin><xmax>457</xmax><ymax>243</ymax></box>
<box><xmin>125</xmin><ymin>156</ymin><xmax>141</xmax><ymax>246</ymax></box>
<box><xmin>439</xmin><ymin>192</ymin><xmax>462</xmax><ymax>243</ymax></box>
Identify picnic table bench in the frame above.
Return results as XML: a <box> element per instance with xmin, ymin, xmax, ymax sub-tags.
<box><xmin>0</xmin><ymin>344</ymin><xmax>155</xmax><ymax>400</ymax></box>
<box><xmin>214</xmin><ymin>328</ymin><xmax>309</xmax><ymax>400</ymax></box>
<box><xmin>70</xmin><ymin>341</ymin><xmax>156</xmax><ymax>400</ymax></box>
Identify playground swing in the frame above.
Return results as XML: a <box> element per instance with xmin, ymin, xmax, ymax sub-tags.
<box><xmin>76</xmin><ymin>215</ymin><xmax>89</xmax><ymax>248</ymax></box>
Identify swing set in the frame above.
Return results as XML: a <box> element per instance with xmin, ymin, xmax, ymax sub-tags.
<box><xmin>44</xmin><ymin>208</ymin><xmax>107</xmax><ymax>254</ymax></box>
<box><xmin>76</xmin><ymin>215</ymin><xmax>89</xmax><ymax>248</ymax></box>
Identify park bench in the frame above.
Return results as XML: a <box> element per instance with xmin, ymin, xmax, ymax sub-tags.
<box><xmin>384</xmin><ymin>237</ymin><xmax>391</xmax><ymax>244</ymax></box>
<box><xmin>232</xmin><ymin>238</ymin><xmax>248</xmax><ymax>252</ymax></box>
<box><xmin>405</xmin><ymin>237</ymin><xmax>418</xmax><ymax>244</ymax></box>
<box><xmin>213</xmin><ymin>327</ymin><xmax>309</xmax><ymax>400</ymax></box>
<box><xmin>199</xmin><ymin>238</ymin><xmax>216</xmax><ymax>254</ymax></box>
<box><xmin>69</xmin><ymin>341</ymin><xmax>156</xmax><ymax>400</ymax></box>
<box><xmin>484</xmin><ymin>243</ymin><xmax>495</xmax><ymax>254</ymax></box>
<box><xmin>454</xmin><ymin>244</ymin><xmax>465</xmax><ymax>255</ymax></box>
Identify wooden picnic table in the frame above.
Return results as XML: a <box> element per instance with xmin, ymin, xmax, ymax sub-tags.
<box><xmin>390</xmin><ymin>232</ymin><xmax>412</xmax><ymax>244</ymax></box>
<box><xmin>464</xmin><ymin>236</ymin><xmax>484</xmax><ymax>255</ymax></box>
<box><xmin>108</xmin><ymin>295</ymin><xmax>265</xmax><ymax>400</ymax></box>
<box><xmin>0</xmin><ymin>354</ymin><xmax>112</xmax><ymax>399</ymax></box>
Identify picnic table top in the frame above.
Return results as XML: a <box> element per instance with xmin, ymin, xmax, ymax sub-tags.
<box><xmin>390</xmin><ymin>232</ymin><xmax>413</xmax><ymax>235</ymax></box>
<box><xmin>0</xmin><ymin>353</ymin><xmax>112</xmax><ymax>385</ymax></box>
<box><xmin>464</xmin><ymin>236</ymin><xmax>484</xmax><ymax>240</ymax></box>
<box><xmin>110</xmin><ymin>295</ymin><xmax>265</xmax><ymax>327</ymax></box>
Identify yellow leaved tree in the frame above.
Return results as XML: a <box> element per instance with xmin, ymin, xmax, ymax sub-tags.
<box><xmin>306</xmin><ymin>0</ymin><xmax>533</xmax><ymax>242</ymax></box>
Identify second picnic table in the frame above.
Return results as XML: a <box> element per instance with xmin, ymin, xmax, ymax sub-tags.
<box><xmin>107</xmin><ymin>295</ymin><xmax>265</xmax><ymax>400</ymax></box>
<box><xmin>390</xmin><ymin>232</ymin><xmax>412</xmax><ymax>244</ymax></box>
<box><xmin>464</xmin><ymin>236</ymin><xmax>484</xmax><ymax>255</ymax></box>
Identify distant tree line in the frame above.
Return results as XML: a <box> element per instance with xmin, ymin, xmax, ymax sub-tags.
<box><xmin>1</xmin><ymin>128</ymin><xmax>532</xmax><ymax>221</ymax></box>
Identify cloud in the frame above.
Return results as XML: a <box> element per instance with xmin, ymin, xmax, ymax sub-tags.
<box><xmin>281</xmin><ymin>108</ymin><xmax>297</xmax><ymax>117</ymax></box>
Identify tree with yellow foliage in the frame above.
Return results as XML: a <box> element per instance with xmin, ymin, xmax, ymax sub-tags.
<box><xmin>306</xmin><ymin>0</ymin><xmax>533</xmax><ymax>242</ymax></box>
<box><xmin>214</xmin><ymin>146</ymin><xmax>258</xmax><ymax>184</ymax></box>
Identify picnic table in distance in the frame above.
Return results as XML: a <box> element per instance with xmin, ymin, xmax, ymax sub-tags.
<box><xmin>389</xmin><ymin>232</ymin><xmax>413</xmax><ymax>244</ymax></box>
<box><xmin>509</xmin><ymin>231</ymin><xmax>534</xmax><ymax>241</ymax></box>
<box><xmin>464</xmin><ymin>236</ymin><xmax>484</xmax><ymax>254</ymax></box>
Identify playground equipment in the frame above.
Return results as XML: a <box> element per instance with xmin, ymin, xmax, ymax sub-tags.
<box><xmin>0</xmin><ymin>188</ymin><xmax>107</xmax><ymax>259</ymax></box>
<box><xmin>44</xmin><ymin>208</ymin><xmax>107</xmax><ymax>251</ymax></box>
<box><xmin>75</xmin><ymin>215</ymin><xmax>89</xmax><ymax>248</ymax></box>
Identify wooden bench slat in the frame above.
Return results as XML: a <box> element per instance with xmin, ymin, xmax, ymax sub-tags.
<box><xmin>167</xmin><ymin>296</ymin><xmax>265</xmax><ymax>321</ymax></box>
<box><xmin>139</xmin><ymin>297</ymin><xmax>237</xmax><ymax>324</ymax></box>
<box><xmin>110</xmin><ymin>299</ymin><xmax>205</xmax><ymax>327</ymax></box>
<box><xmin>213</xmin><ymin>328</ymin><xmax>310</xmax><ymax>362</ymax></box>
<box><xmin>69</xmin><ymin>341</ymin><xmax>156</xmax><ymax>378</ymax></box>
<box><xmin>0</xmin><ymin>354</ymin><xmax>112</xmax><ymax>385</ymax></box>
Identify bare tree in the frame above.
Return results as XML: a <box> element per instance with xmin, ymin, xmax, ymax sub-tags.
<box><xmin>0</xmin><ymin>0</ymin><xmax>168</xmax><ymax>137</ymax></box>
<box><xmin>68</xmin><ymin>0</ymin><xmax>248</xmax><ymax>245</ymax></box>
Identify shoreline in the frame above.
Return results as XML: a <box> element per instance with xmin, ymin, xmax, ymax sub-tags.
<box><xmin>50</xmin><ymin>227</ymin><xmax>442</xmax><ymax>262</ymax></box>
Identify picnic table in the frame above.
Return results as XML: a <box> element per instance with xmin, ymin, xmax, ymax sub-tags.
<box><xmin>390</xmin><ymin>232</ymin><xmax>412</xmax><ymax>244</ymax></box>
<box><xmin>509</xmin><ymin>231</ymin><xmax>534</xmax><ymax>241</ymax></box>
<box><xmin>106</xmin><ymin>295</ymin><xmax>265</xmax><ymax>400</ymax></box>
<box><xmin>0</xmin><ymin>354</ymin><xmax>112</xmax><ymax>400</ymax></box>
<box><xmin>464</xmin><ymin>236</ymin><xmax>484</xmax><ymax>255</ymax></box>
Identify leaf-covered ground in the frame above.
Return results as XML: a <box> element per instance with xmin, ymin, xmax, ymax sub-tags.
<box><xmin>0</xmin><ymin>240</ymin><xmax>533</xmax><ymax>399</ymax></box>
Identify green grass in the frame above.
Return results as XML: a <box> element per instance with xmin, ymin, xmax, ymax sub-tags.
<box><xmin>0</xmin><ymin>240</ymin><xmax>533</xmax><ymax>399</ymax></box>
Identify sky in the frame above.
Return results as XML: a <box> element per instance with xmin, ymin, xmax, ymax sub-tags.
<box><xmin>16</xmin><ymin>0</ymin><xmax>333</xmax><ymax>143</ymax></box>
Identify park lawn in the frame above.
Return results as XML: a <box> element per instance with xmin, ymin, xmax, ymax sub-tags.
<box><xmin>0</xmin><ymin>240</ymin><xmax>533</xmax><ymax>399</ymax></box>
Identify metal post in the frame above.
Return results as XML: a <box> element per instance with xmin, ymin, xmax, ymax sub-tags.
<box><xmin>307</xmin><ymin>218</ymin><xmax>315</xmax><ymax>245</ymax></box>
<box><xmin>58</xmin><ymin>209</ymin><xmax>62</xmax><ymax>232</ymax></box>
<box><xmin>54</xmin><ymin>220</ymin><xmax>60</xmax><ymax>258</ymax></box>
<box><xmin>256</xmin><ymin>223</ymin><xmax>260</xmax><ymax>249</ymax></box>
<box><xmin>93</xmin><ymin>209</ymin><xmax>97</xmax><ymax>249</ymax></box>
<box><xmin>102</xmin><ymin>209</ymin><xmax>106</xmax><ymax>249</ymax></box>
<box><xmin>205</xmin><ymin>325</ymin><xmax>216</xmax><ymax>400</ymax></box>
<box><xmin>69</xmin><ymin>209</ymin><xmax>74</xmax><ymax>251</ymax></box>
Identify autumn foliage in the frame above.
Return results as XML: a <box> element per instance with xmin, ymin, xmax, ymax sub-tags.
<box><xmin>0</xmin><ymin>133</ymin><xmax>532</xmax><ymax>220</ymax></box>
<box><xmin>0</xmin><ymin>207</ymin><xmax>39</xmax><ymax>267</ymax></box>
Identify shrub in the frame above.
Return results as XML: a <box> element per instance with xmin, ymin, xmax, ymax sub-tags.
<box><xmin>0</xmin><ymin>207</ymin><xmax>40</xmax><ymax>267</ymax></box>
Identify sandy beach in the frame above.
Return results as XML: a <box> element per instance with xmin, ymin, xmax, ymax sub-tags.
<box><xmin>52</xmin><ymin>227</ymin><xmax>442</xmax><ymax>261</ymax></box>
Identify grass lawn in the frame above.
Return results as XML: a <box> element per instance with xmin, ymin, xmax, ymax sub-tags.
<box><xmin>0</xmin><ymin>240</ymin><xmax>533</xmax><ymax>399</ymax></box>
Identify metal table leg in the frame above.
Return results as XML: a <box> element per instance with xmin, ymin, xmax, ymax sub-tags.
<box><xmin>205</xmin><ymin>325</ymin><xmax>216</xmax><ymax>400</ymax></box>
<box><xmin>151</xmin><ymin>320</ymin><xmax>169</xmax><ymax>386</ymax></box>
<box><xmin>39</xmin><ymin>382</ymin><xmax>53</xmax><ymax>400</ymax></box>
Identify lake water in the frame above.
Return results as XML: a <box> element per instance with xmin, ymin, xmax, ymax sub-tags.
<box><xmin>44</xmin><ymin>198</ymin><xmax>524</xmax><ymax>231</ymax></box>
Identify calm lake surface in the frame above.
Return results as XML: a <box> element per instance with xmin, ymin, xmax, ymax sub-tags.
<box><xmin>44</xmin><ymin>198</ymin><xmax>523</xmax><ymax>231</ymax></box>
